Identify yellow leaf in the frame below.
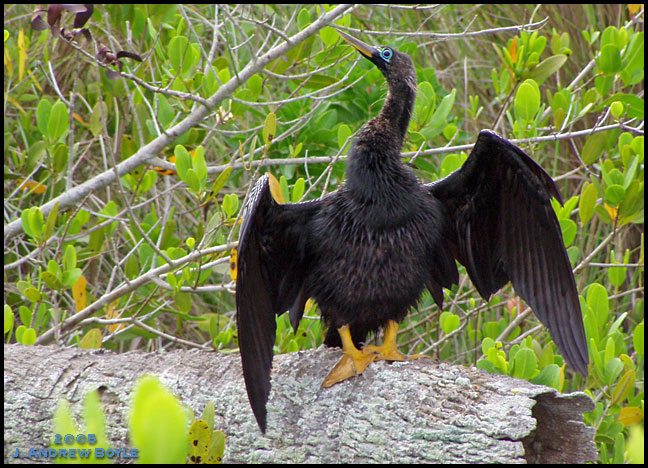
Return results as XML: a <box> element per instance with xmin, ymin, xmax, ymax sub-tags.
<box><xmin>187</xmin><ymin>419</ymin><xmax>211</xmax><ymax>464</ymax></box>
<box><xmin>263</xmin><ymin>112</ymin><xmax>277</xmax><ymax>145</ymax></box>
<box><xmin>73</xmin><ymin>275</ymin><xmax>87</xmax><ymax>312</ymax></box>
<box><xmin>229</xmin><ymin>249</ymin><xmax>238</xmax><ymax>282</ymax></box>
<box><xmin>604</xmin><ymin>203</ymin><xmax>618</xmax><ymax>220</ymax></box>
<box><xmin>618</xmin><ymin>406</ymin><xmax>644</xmax><ymax>427</ymax></box>
<box><xmin>7</xmin><ymin>95</ymin><xmax>26</xmax><ymax>114</ymax></box>
<box><xmin>17</xmin><ymin>29</ymin><xmax>26</xmax><ymax>81</ymax></box>
<box><xmin>16</xmin><ymin>178</ymin><xmax>47</xmax><ymax>194</ymax></box>
<box><xmin>4</xmin><ymin>46</ymin><xmax>13</xmax><ymax>76</ymax></box>
<box><xmin>72</xmin><ymin>112</ymin><xmax>89</xmax><ymax>126</ymax></box>
<box><xmin>106</xmin><ymin>301</ymin><xmax>124</xmax><ymax>333</ymax></box>
<box><xmin>154</xmin><ymin>152</ymin><xmax>178</xmax><ymax>176</ymax></box>
<box><xmin>509</xmin><ymin>37</ymin><xmax>518</xmax><ymax>64</ymax></box>
<box><xmin>79</xmin><ymin>328</ymin><xmax>102</xmax><ymax>349</ymax></box>
<box><xmin>628</xmin><ymin>4</ymin><xmax>641</xmax><ymax>15</ymax></box>
<box><xmin>610</xmin><ymin>369</ymin><xmax>636</xmax><ymax>406</ymax></box>
<box><xmin>267</xmin><ymin>173</ymin><xmax>285</xmax><ymax>203</ymax></box>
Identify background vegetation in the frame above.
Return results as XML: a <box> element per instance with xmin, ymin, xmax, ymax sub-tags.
<box><xmin>4</xmin><ymin>4</ymin><xmax>643</xmax><ymax>463</ymax></box>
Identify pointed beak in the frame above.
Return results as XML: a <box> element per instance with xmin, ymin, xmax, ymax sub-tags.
<box><xmin>337</xmin><ymin>30</ymin><xmax>376</xmax><ymax>60</ymax></box>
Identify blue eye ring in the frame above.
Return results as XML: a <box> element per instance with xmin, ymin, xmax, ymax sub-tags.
<box><xmin>378</xmin><ymin>47</ymin><xmax>393</xmax><ymax>63</ymax></box>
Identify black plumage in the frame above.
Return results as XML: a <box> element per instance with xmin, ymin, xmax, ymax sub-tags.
<box><xmin>235</xmin><ymin>30</ymin><xmax>589</xmax><ymax>433</ymax></box>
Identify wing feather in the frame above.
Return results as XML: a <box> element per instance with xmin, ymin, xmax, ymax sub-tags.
<box><xmin>236</xmin><ymin>174</ymin><xmax>318</xmax><ymax>432</ymax></box>
<box><xmin>428</xmin><ymin>130</ymin><xmax>588</xmax><ymax>374</ymax></box>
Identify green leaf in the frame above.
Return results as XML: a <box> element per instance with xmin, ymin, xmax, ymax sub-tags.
<box><xmin>157</xmin><ymin>95</ymin><xmax>175</xmax><ymax>130</ymax></box>
<box><xmin>26</xmin><ymin>140</ymin><xmax>47</xmax><ymax>174</ymax></box>
<box><xmin>428</xmin><ymin>89</ymin><xmax>456</xmax><ymax>129</ymax></box>
<box><xmin>581</xmin><ymin>132</ymin><xmax>606</xmax><ymax>164</ymax></box>
<box><xmin>247</xmin><ymin>74</ymin><xmax>263</xmax><ymax>100</ymax></box>
<box><xmin>320</xmin><ymin>26</ymin><xmax>337</xmax><ymax>47</ymax></box>
<box><xmin>206</xmin><ymin>430</ymin><xmax>226</xmax><ymax>464</ymax></box>
<box><xmin>579</xmin><ymin>182</ymin><xmax>597</xmax><ymax>225</ymax></box>
<box><xmin>208</xmin><ymin>167</ymin><xmax>232</xmax><ymax>201</ymax></box>
<box><xmin>202</xmin><ymin>400</ymin><xmax>216</xmax><ymax>432</ymax></box>
<box><xmin>185</xmin><ymin>168</ymin><xmax>200</xmax><ymax>192</ymax></box>
<box><xmin>44</xmin><ymin>201</ymin><xmax>59</xmax><ymax>240</ymax></box>
<box><xmin>174</xmin><ymin>145</ymin><xmax>192</xmax><ymax>181</ymax></box>
<box><xmin>514</xmin><ymin>80</ymin><xmax>540</xmax><ymax>122</ymax></box>
<box><xmin>47</xmin><ymin>100</ymin><xmax>69</xmax><ymax>141</ymax></box>
<box><xmin>291</xmin><ymin>178</ymin><xmax>305</xmax><ymax>203</ymax></box>
<box><xmin>605</xmin><ymin>184</ymin><xmax>625</xmax><ymax>207</ymax></box>
<box><xmin>21</xmin><ymin>327</ymin><xmax>37</xmax><ymax>345</ymax></box>
<box><xmin>415</xmin><ymin>81</ymin><xmax>436</xmax><ymax>125</ymax></box>
<box><xmin>599</xmin><ymin>44</ymin><xmax>622</xmax><ymax>74</ymax></box>
<box><xmin>168</xmin><ymin>35</ymin><xmax>189</xmax><ymax>73</ymax></box>
<box><xmin>608</xmin><ymin>249</ymin><xmax>629</xmax><ymax>288</ymax></box>
<box><xmin>610</xmin><ymin>101</ymin><xmax>624</xmax><ymax>119</ymax></box>
<box><xmin>28</xmin><ymin>208</ymin><xmax>45</xmax><ymax>241</ymax></box>
<box><xmin>440</xmin><ymin>312</ymin><xmax>460</xmax><ymax>334</ymax></box>
<box><xmin>337</xmin><ymin>124</ymin><xmax>352</xmax><ymax>150</ymax></box>
<box><xmin>36</xmin><ymin>99</ymin><xmax>52</xmax><ymax>137</ymax></box>
<box><xmin>62</xmin><ymin>268</ymin><xmax>82</xmax><ymax>288</ymax></box>
<box><xmin>4</xmin><ymin>305</ymin><xmax>14</xmax><ymax>335</ymax></box>
<box><xmin>587</xmin><ymin>283</ymin><xmax>609</xmax><ymax>328</ymax></box>
<box><xmin>297</xmin><ymin>8</ymin><xmax>311</xmax><ymax>30</ymax></box>
<box><xmin>193</xmin><ymin>146</ymin><xmax>207</xmax><ymax>187</ymax></box>
<box><xmin>90</xmin><ymin>100</ymin><xmax>107</xmax><ymax>137</ymax></box>
<box><xmin>52</xmin><ymin>143</ymin><xmax>68</xmax><ymax>174</ymax></box>
<box><xmin>512</xmin><ymin>347</ymin><xmax>537</xmax><ymax>379</ymax></box>
<box><xmin>594</xmin><ymin>204</ymin><xmax>613</xmax><ymax>224</ymax></box>
<box><xmin>174</xmin><ymin>291</ymin><xmax>192</xmax><ymax>314</ymax></box>
<box><xmin>279</xmin><ymin>175</ymin><xmax>290</xmax><ymax>204</ymax></box>
<box><xmin>633</xmin><ymin>322</ymin><xmax>644</xmax><ymax>356</ymax></box>
<box><xmin>559</xmin><ymin>219</ymin><xmax>577</xmax><ymax>248</ymax></box>
<box><xmin>21</xmin><ymin>208</ymin><xmax>35</xmax><ymax>240</ymax></box>
<box><xmin>610</xmin><ymin>369</ymin><xmax>636</xmax><ymax>407</ymax></box>
<box><xmin>528</xmin><ymin>54</ymin><xmax>567</xmax><ymax>84</ymax></box>
<box><xmin>601</xmin><ymin>25</ymin><xmax>625</xmax><ymax>49</ymax></box>
<box><xmin>530</xmin><ymin>364</ymin><xmax>561</xmax><ymax>389</ymax></box>
<box><xmin>222</xmin><ymin>193</ymin><xmax>238</xmax><ymax>217</ymax></box>
<box><xmin>263</xmin><ymin>112</ymin><xmax>277</xmax><ymax>145</ymax></box>
<box><xmin>129</xmin><ymin>376</ymin><xmax>187</xmax><ymax>464</ymax></box>
<box><xmin>622</xmin><ymin>155</ymin><xmax>639</xmax><ymax>190</ymax></box>
<box><xmin>19</xmin><ymin>305</ymin><xmax>32</xmax><ymax>327</ymax></box>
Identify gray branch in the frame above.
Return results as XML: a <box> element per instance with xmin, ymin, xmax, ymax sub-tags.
<box><xmin>4</xmin><ymin>344</ymin><xmax>596</xmax><ymax>463</ymax></box>
<box><xmin>3</xmin><ymin>4</ymin><xmax>354</xmax><ymax>241</ymax></box>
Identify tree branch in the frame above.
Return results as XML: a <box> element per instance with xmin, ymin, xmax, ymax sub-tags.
<box><xmin>4</xmin><ymin>344</ymin><xmax>596</xmax><ymax>464</ymax></box>
<box><xmin>4</xmin><ymin>4</ymin><xmax>355</xmax><ymax>240</ymax></box>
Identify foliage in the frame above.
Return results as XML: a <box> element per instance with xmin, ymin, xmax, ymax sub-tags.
<box><xmin>49</xmin><ymin>378</ymin><xmax>224</xmax><ymax>463</ymax></box>
<box><xmin>51</xmin><ymin>391</ymin><xmax>112</xmax><ymax>464</ymax></box>
<box><xmin>3</xmin><ymin>4</ymin><xmax>643</xmax><ymax>463</ymax></box>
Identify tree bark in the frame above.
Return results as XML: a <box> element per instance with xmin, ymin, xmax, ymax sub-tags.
<box><xmin>4</xmin><ymin>344</ymin><xmax>596</xmax><ymax>463</ymax></box>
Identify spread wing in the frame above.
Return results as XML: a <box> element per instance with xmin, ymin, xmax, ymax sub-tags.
<box><xmin>427</xmin><ymin>130</ymin><xmax>588</xmax><ymax>374</ymax></box>
<box><xmin>235</xmin><ymin>174</ymin><xmax>319</xmax><ymax>432</ymax></box>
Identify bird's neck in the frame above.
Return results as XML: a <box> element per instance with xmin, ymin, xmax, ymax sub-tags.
<box><xmin>379</xmin><ymin>82</ymin><xmax>416</xmax><ymax>145</ymax></box>
<box><xmin>345</xmin><ymin>81</ymin><xmax>419</xmax><ymax>213</ymax></box>
<box><xmin>346</xmin><ymin>78</ymin><xmax>417</xmax><ymax>184</ymax></box>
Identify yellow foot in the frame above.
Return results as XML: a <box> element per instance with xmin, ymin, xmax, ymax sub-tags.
<box><xmin>322</xmin><ymin>350</ymin><xmax>377</xmax><ymax>388</ymax></box>
<box><xmin>322</xmin><ymin>320</ymin><xmax>432</xmax><ymax>388</ymax></box>
<box><xmin>362</xmin><ymin>343</ymin><xmax>407</xmax><ymax>361</ymax></box>
<box><xmin>363</xmin><ymin>320</ymin><xmax>432</xmax><ymax>362</ymax></box>
<box><xmin>407</xmin><ymin>353</ymin><xmax>433</xmax><ymax>360</ymax></box>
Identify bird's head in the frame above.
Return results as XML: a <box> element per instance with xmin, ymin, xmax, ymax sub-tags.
<box><xmin>337</xmin><ymin>30</ymin><xmax>417</xmax><ymax>94</ymax></box>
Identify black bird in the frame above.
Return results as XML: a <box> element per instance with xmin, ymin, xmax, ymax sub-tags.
<box><xmin>235</xmin><ymin>30</ymin><xmax>589</xmax><ymax>433</ymax></box>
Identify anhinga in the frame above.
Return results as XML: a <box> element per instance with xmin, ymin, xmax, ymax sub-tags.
<box><xmin>235</xmin><ymin>30</ymin><xmax>589</xmax><ymax>433</ymax></box>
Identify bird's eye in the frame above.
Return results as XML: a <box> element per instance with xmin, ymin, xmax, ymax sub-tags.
<box><xmin>379</xmin><ymin>47</ymin><xmax>392</xmax><ymax>63</ymax></box>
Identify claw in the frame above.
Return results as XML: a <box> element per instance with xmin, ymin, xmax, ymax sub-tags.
<box><xmin>322</xmin><ymin>320</ymin><xmax>430</xmax><ymax>388</ymax></box>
